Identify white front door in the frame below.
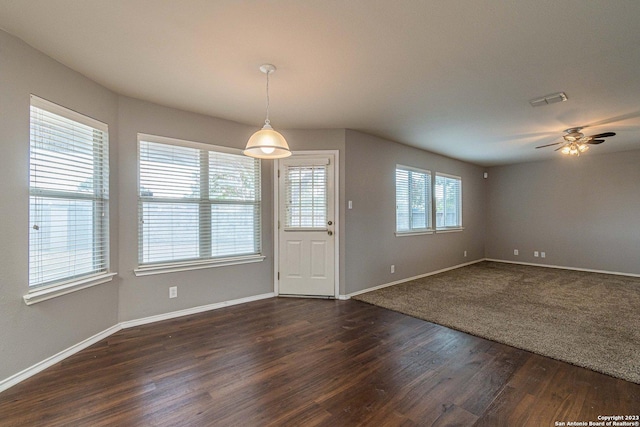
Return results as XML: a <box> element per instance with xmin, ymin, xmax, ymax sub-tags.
<box><xmin>277</xmin><ymin>153</ymin><xmax>336</xmax><ymax>297</ymax></box>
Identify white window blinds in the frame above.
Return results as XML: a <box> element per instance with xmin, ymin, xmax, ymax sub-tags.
<box><xmin>435</xmin><ymin>173</ymin><xmax>462</xmax><ymax>228</ymax></box>
<box><xmin>138</xmin><ymin>136</ymin><xmax>261</xmax><ymax>265</ymax></box>
<box><xmin>396</xmin><ymin>166</ymin><xmax>431</xmax><ymax>232</ymax></box>
<box><xmin>284</xmin><ymin>163</ymin><xmax>327</xmax><ymax>229</ymax></box>
<box><xmin>29</xmin><ymin>96</ymin><xmax>109</xmax><ymax>287</ymax></box>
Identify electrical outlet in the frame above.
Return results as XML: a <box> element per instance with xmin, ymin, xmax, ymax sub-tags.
<box><xmin>348</xmin><ymin>200</ymin><xmax>353</xmax><ymax>209</ymax></box>
<box><xmin>169</xmin><ymin>286</ymin><xmax>177</xmax><ymax>299</ymax></box>
<box><xmin>390</xmin><ymin>265</ymin><xmax>395</xmax><ymax>274</ymax></box>
<box><xmin>541</xmin><ymin>252</ymin><xmax>546</xmax><ymax>258</ymax></box>
<box><xmin>464</xmin><ymin>250</ymin><xmax>467</xmax><ymax>257</ymax></box>
<box><xmin>514</xmin><ymin>249</ymin><xmax>519</xmax><ymax>256</ymax></box>
<box><xmin>534</xmin><ymin>251</ymin><xmax>539</xmax><ymax>257</ymax></box>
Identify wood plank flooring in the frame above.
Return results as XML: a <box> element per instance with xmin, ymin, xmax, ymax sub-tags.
<box><xmin>1</xmin><ymin>298</ymin><xmax>638</xmax><ymax>426</ymax></box>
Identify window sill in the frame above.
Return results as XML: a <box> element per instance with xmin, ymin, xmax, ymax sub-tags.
<box><xmin>436</xmin><ymin>227</ymin><xmax>465</xmax><ymax>233</ymax></box>
<box><xmin>395</xmin><ymin>230</ymin><xmax>435</xmax><ymax>237</ymax></box>
<box><xmin>134</xmin><ymin>254</ymin><xmax>266</xmax><ymax>277</ymax></box>
<box><xmin>23</xmin><ymin>272</ymin><xmax>117</xmax><ymax>306</ymax></box>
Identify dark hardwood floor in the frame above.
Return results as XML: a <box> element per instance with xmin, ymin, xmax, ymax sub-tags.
<box><xmin>1</xmin><ymin>298</ymin><xmax>638</xmax><ymax>426</ymax></box>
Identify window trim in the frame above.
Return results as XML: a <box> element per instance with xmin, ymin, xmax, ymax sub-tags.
<box><xmin>395</xmin><ymin>164</ymin><xmax>433</xmax><ymax>236</ymax></box>
<box><xmin>435</xmin><ymin>227</ymin><xmax>465</xmax><ymax>233</ymax></box>
<box><xmin>26</xmin><ymin>95</ymin><xmax>114</xmax><ymax>303</ymax></box>
<box><xmin>395</xmin><ymin>229</ymin><xmax>435</xmax><ymax>237</ymax></box>
<box><xmin>23</xmin><ymin>272</ymin><xmax>116</xmax><ymax>305</ymax></box>
<box><xmin>136</xmin><ymin>134</ymin><xmax>263</xmax><ymax>273</ymax></box>
<box><xmin>133</xmin><ymin>254</ymin><xmax>265</xmax><ymax>277</ymax></box>
<box><xmin>30</xmin><ymin>95</ymin><xmax>108</xmax><ymax>133</ymax></box>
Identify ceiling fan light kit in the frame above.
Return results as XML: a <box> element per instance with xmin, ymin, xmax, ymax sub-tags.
<box><xmin>243</xmin><ymin>64</ymin><xmax>291</xmax><ymax>159</ymax></box>
<box><xmin>560</xmin><ymin>142</ymin><xmax>589</xmax><ymax>156</ymax></box>
<box><xmin>535</xmin><ymin>127</ymin><xmax>616</xmax><ymax>157</ymax></box>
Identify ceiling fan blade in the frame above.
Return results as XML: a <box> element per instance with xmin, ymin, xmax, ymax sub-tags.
<box><xmin>554</xmin><ymin>146</ymin><xmax>565</xmax><ymax>151</ymax></box>
<box><xmin>586</xmin><ymin>139</ymin><xmax>605</xmax><ymax>144</ymax></box>
<box><xmin>588</xmin><ymin>132</ymin><xmax>616</xmax><ymax>139</ymax></box>
<box><xmin>535</xmin><ymin>142</ymin><xmax>562</xmax><ymax>149</ymax></box>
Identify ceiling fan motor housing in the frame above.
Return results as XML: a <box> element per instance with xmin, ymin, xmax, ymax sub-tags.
<box><xmin>564</xmin><ymin>127</ymin><xmax>584</xmax><ymax>142</ymax></box>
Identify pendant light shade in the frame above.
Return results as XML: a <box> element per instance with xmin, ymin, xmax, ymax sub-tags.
<box><xmin>244</xmin><ymin>64</ymin><xmax>291</xmax><ymax>159</ymax></box>
<box><xmin>244</xmin><ymin>123</ymin><xmax>290</xmax><ymax>159</ymax></box>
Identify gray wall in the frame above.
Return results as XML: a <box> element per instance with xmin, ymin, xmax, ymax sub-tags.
<box><xmin>344</xmin><ymin>130</ymin><xmax>486</xmax><ymax>294</ymax></box>
<box><xmin>0</xmin><ymin>26</ymin><xmax>350</xmax><ymax>385</ymax></box>
<box><xmin>116</xmin><ymin>106</ymin><xmax>347</xmax><ymax>320</ymax></box>
<box><xmin>486</xmin><ymin>150</ymin><xmax>640</xmax><ymax>275</ymax></box>
<box><xmin>0</xmin><ymin>30</ymin><xmax>120</xmax><ymax>381</ymax></box>
<box><xmin>117</xmin><ymin>96</ymin><xmax>278</xmax><ymax>321</ymax></box>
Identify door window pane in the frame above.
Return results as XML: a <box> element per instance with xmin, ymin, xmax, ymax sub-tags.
<box><xmin>285</xmin><ymin>165</ymin><xmax>327</xmax><ymax>228</ymax></box>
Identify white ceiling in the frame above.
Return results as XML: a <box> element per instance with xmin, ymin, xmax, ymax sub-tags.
<box><xmin>1</xmin><ymin>0</ymin><xmax>639</xmax><ymax>166</ymax></box>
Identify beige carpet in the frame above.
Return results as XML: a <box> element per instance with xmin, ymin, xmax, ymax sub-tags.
<box><xmin>352</xmin><ymin>261</ymin><xmax>640</xmax><ymax>384</ymax></box>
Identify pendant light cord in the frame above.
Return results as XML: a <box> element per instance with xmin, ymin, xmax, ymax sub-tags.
<box><xmin>265</xmin><ymin>70</ymin><xmax>271</xmax><ymax>126</ymax></box>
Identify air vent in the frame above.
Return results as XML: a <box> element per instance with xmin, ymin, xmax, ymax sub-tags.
<box><xmin>529</xmin><ymin>92</ymin><xmax>568</xmax><ymax>107</ymax></box>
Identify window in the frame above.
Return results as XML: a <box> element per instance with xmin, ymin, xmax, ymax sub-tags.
<box><xmin>284</xmin><ymin>161</ymin><xmax>327</xmax><ymax>229</ymax></box>
<box><xmin>137</xmin><ymin>135</ymin><xmax>262</xmax><ymax>271</ymax></box>
<box><xmin>29</xmin><ymin>96</ymin><xmax>110</xmax><ymax>288</ymax></box>
<box><xmin>396</xmin><ymin>165</ymin><xmax>432</xmax><ymax>233</ymax></box>
<box><xmin>395</xmin><ymin>166</ymin><xmax>463</xmax><ymax>236</ymax></box>
<box><xmin>435</xmin><ymin>173</ymin><xmax>462</xmax><ymax>229</ymax></box>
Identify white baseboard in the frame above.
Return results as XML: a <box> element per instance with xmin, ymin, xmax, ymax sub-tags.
<box><xmin>345</xmin><ymin>258</ymin><xmax>486</xmax><ymax>299</ymax></box>
<box><xmin>8</xmin><ymin>256</ymin><xmax>634</xmax><ymax>394</ymax></box>
<box><xmin>0</xmin><ymin>324</ymin><xmax>122</xmax><ymax>394</ymax></box>
<box><xmin>6</xmin><ymin>258</ymin><xmax>634</xmax><ymax>394</ymax></box>
<box><xmin>485</xmin><ymin>258</ymin><xmax>640</xmax><ymax>278</ymax></box>
<box><xmin>1</xmin><ymin>292</ymin><xmax>276</xmax><ymax>394</ymax></box>
<box><xmin>120</xmin><ymin>292</ymin><xmax>276</xmax><ymax>329</ymax></box>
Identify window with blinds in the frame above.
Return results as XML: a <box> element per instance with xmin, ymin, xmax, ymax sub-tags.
<box><xmin>138</xmin><ymin>136</ymin><xmax>261</xmax><ymax>266</ymax></box>
<box><xmin>396</xmin><ymin>166</ymin><xmax>431</xmax><ymax>233</ymax></box>
<box><xmin>284</xmin><ymin>164</ymin><xmax>327</xmax><ymax>229</ymax></box>
<box><xmin>29</xmin><ymin>96</ymin><xmax>109</xmax><ymax>288</ymax></box>
<box><xmin>435</xmin><ymin>173</ymin><xmax>462</xmax><ymax>228</ymax></box>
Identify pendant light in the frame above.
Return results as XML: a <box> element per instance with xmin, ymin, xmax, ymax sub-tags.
<box><xmin>243</xmin><ymin>64</ymin><xmax>291</xmax><ymax>159</ymax></box>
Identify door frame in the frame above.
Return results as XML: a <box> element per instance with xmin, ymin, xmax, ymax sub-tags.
<box><xmin>273</xmin><ymin>150</ymin><xmax>340</xmax><ymax>298</ymax></box>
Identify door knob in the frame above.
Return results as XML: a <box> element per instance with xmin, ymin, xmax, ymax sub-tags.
<box><xmin>328</xmin><ymin>230</ymin><xmax>333</xmax><ymax>236</ymax></box>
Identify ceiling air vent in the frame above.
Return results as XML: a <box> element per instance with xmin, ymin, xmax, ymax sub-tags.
<box><xmin>529</xmin><ymin>92</ymin><xmax>568</xmax><ymax>107</ymax></box>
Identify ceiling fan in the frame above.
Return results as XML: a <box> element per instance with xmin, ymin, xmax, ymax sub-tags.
<box><xmin>535</xmin><ymin>127</ymin><xmax>616</xmax><ymax>156</ymax></box>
